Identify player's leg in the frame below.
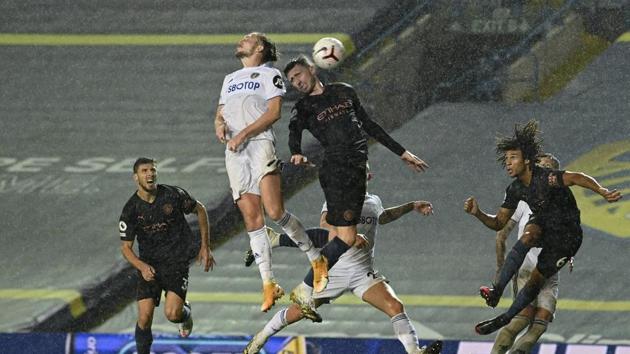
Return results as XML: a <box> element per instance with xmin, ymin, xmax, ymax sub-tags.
<box><xmin>361</xmin><ymin>280</ymin><xmax>442</xmax><ymax>354</ymax></box>
<box><xmin>135</xmin><ymin>299</ymin><xmax>155</xmax><ymax>354</ymax></box>
<box><xmin>161</xmin><ymin>268</ymin><xmax>193</xmax><ymax>337</ymax></box>
<box><xmin>511</xmin><ymin>310</ymin><xmax>552</xmax><ymax>354</ymax></box>
<box><xmin>244</xmin><ymin>303</ymin><xmax>311</xmax><ymax>354</ymax></box>
<box><xmin>135</xmin><ymin>277</ymin><xmax>158</xmax><ymax>354</ymax></box>
<box><xmin>237</xmin><ymin>193</ymin><xmax>283</xmax><ymax>312</ymax></box>
<box><xmin>511</xmin><ymin>275</ymin><xmax>557</xmax><ymax>353</ymax></box>
<box><xmin>481</xmin><ymin>223</ymin><xmax>540</xmax><ymax>307</ymax></box>
<box><xmin>244</xmin><ymin>227</ymin><xmax>330</xmax><ymax>267</ymax></box>
<box><xmin>226</xmin><ymin>146</ymin><xmax>282</xmax><ymax>311</ymax></box>
<box><xmin>491</xmin><ymin>271</ymin><xmax>534</xmax><ymax>354</ymax></box>
<box><xmin>260</xmin><ymin>170</ymin><xmax>321</xmax><ymax>262</ymax></box>
<box><xmin>476</xmin><ymin>267</ymin><xmax>546</xmax><ymax>335</ymax></box>
<box><xmin>300</xmin><ymin>224</ymin><xmax>356</xmax><ymax>292</ymax></box>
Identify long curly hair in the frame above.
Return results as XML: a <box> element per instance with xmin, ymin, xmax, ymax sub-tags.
<box><xmin>496</xmin><ymin>119</ymin><xmax>543</xmax><ymax>169</ymax></box>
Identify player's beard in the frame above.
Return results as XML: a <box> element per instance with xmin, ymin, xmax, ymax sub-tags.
<box><xmin>235</xmin><ymin>47</ymin><xmax>253</xmax><ymax>59</ymax></box>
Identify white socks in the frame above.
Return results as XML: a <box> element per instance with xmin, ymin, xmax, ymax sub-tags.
<box><xmin>260</xmin><ymin>308</ymin><xmax>289</xmax><ymax>339</ymax></box>
<box><xmin>275</xmin><ymin>211</ymin><xmax>321</xmax><ymax>262</ymax></box>
<box><xmin>391</xmin><ymin>312</ymin><xmax>419</xmax><ymax>354</ymax></box>
<box><xmin>248</xmin><ymin>226</ymin><xmax>273</xmax><ymax>281</ymax></box>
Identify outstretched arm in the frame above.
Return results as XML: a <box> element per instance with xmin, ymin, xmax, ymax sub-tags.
<box><xmin>464</xmin><ymin>197</ymin><xmax>514</xmax><ymax>231</ymax></box>
<box><xmin>560</xmin><ymin>171</ymin><xmax>622</xmax><ymax>202</ymax></box>
<box><xmin>379</xmin><ymin>201</ymin><xmax>433</xmax><ymax>225</ymax></box>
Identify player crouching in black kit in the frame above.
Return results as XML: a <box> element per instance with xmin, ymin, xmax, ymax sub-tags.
<box><xmin>283</xmin><ymin>56</ymin><xmax>429</xmax><ymax>299</ymax></box>
<box><xmin>118</xmin><ymin>157</ymin><xmax>216</xmax><ymax>354</ymax></box>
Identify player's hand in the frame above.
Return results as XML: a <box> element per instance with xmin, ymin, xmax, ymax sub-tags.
<box><xmin>401</xmin><ymin>151</ymin><xmax>429</xmax><ymax>173</ymax></box>
<box><xmin>464</xmin><ymin>197</ymin><xmax>479</xmax><ymax>215</ymax></box>
<box><xmin>290</xmin><ymin>154</ymin><xmax>315</xmax><ymax>167</ymax></box>
<box><xmin>599</xmin><ymin>188</ymin><xmax>622</xmax><ymax>203</ymax></box>
<box><xmin>215</xmin><ymin>120</ymin><xmax>227</xmax><ymax>144</ymax></box>
<box><xmin>197</xmin><ymin>246</ymin><xmax>216</xmax><ymax>272</ymax></box>
<box><xmin>413</xmin><ymin>201</ymin><xmax>434</xmax><ymax>215</ymax></box>
<box><xmin>227</xmin><ymin>132</ymin><xmax>246</xmax><ymax>152</ymax></box>
<box><xmin>354</xmin><ymin>233</ymin><xmax>370</xmax><ymax>249</ymax></box>
<box><xmin>140</xmin><ymin>263</ymin><xmax>156</xmax><ymax>281</ymax></box>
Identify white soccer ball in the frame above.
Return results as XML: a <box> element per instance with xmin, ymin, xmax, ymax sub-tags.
<box><xmin>312</xmin><ymin>37</ymin><xmax>346</xmax><ymax>69</ymax></box>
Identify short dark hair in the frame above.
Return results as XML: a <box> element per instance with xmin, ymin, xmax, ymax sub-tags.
<box><xmin>283</xmin><ymin>55</ymin><xmax>313</xmax><ymax>77</ymax></box>
<box><xmin>251</xmin><ymin>32</ymin><xmax>278</xmax><ymax>62</ymax></box>
<box><xmin>133</xmin><ymin>157</ymin><xmax>156</xmax><ymax>173</ymax></box>
<box><xmin>496</xmin><ymin>119</ymin><xmax>543</xmax><ymax>169</ymax></box>
<box><xmin>537</xmin><ymin>152</ymin><xmax>560</xmax><ymax>169</ymax></box>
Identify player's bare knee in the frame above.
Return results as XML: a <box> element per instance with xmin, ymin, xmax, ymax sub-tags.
<box><xmin>164</xmin><ymin>307</ymin><xmax>182</xmax><ymax>323</ymax></box>
<box><xmin>384</xmin><ymin>299</ymin><xmax>404</xmax><ymax>317</ymax></box>
<box><xmin>266</xmin><ymin>207</ymin><xmax>284</xmax><ymax>221</ymax></box>
<box><xmin>137</xmin><ymin>314</ymin><xmax>153</xmax><ymax>329</ymax></box>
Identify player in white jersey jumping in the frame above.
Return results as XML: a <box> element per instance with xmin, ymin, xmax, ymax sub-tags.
<box><xmin>490</xmin><ymin>153</ymin><xmax>561</xmax><ymax>354</ymax></box>
<box><xmin>243</xmin><ymin>172</ymin><xmax>442</xmax><ymax>354</ymax></box>
<box><xmin>214</xmin><ymin>32</ymin><xmax>327</xmax><ymax>312</ymax></box>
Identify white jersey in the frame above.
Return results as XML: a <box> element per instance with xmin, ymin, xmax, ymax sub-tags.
<box><xmin>511</xmin><ymin>201</ymin><xmax>540</xmax><ymax>272</ymax></box>
<box><xmin>322</xmin><ymin>193</ymin><xmax>384</xmax><ymax>272</ymax></box>
<box><xmin>218</xmin><ymin>63</ymin><xmax>285</xmax><ymax>142</ymax></box>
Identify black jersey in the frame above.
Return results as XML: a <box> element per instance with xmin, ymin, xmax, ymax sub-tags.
<box><xmin>502</xmin><ymin>166</ymin><xmax>580</xmax><ymax>223</ymax></box>
<box><xmin>118</xmin><ymin>184</ymin><xmax>197</xmax><ymax>267</ymax></box>
<box><xmin>288</xmin><ymin>83</ymin><xmax>405</xmax><ymax>159</ymax></box>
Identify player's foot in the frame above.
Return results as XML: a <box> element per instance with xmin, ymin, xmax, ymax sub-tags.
<box><xmin>289</xmin><ymin>283</ymin><xmax>322</xmax><ymax>323</ymax></box>
<box><xmin>243</xmin><ymin>331</ymin><xmax>268</xmax><ymax>354</ymax></box>
<box><xmin>475</xmin><ymin>313</ymin><xmax>510</xmax><ymax>335</ymax></box>
<box><xmin>311</xmin><ymin>255</ymin><xmax>329</xmax><ymax>293</ymax></box>
<box><xmin>479</xmin><ymin>285</ymin><xmax>500</xmax><ymax>308</ymax></box>
<box><xmin>244</xmin><ymin>249</ymin><xmax>255</xmax><ymax>267</ymax></box>
<box><xmin>414</xmin><ymin>340</ymin><xmax>443</xmax><ymax>354</ymax></box>
<box><xmin>261</xmin><ymin>280</ymin><xmax>284</xmax><ymax>312</ymax></box>
<box><xmin>178</xmin><ymin>301</ymin><xmax>193</xmax><ymax>338</ymax></box>
<box><xmin>265</xmin><ymin>226</ymin><xmax>281</xmax><ymax>248</ymax></box>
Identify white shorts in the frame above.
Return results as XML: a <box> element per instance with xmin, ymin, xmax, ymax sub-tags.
<box><xmin>513</xmin><ymin>268</ymin><xmax>559</xmax><ymax>314</ymax></box>
<box><xmin>225</xmin><ymin>139</ymin><xmax>279</xmax><ymax>201</ymax></box>
<box><xmin>313</xmin><ymin>267</ymin><xmax>386</xmax><ymax>302</ymax></box>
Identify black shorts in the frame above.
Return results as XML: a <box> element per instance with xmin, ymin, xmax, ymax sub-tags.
<box><xmin>136</xmin><ymin>265</ymin><xmax>189</xmax><ymax>306</ymax></box>
<box><xmin>319</xmin><ymin>155</ymin><xmax>367</xmax><ymax>226</ymax></box>
<box><xmin>527</xmin><ymin>215</ymin><xmax>583</xmax><ymax>278</ymax></box>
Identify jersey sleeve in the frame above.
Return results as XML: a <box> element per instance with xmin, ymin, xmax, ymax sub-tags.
<box><xmin>372</xmin><ymin>195</ymin><xmax>385</xmax><ymax>217</ymax></box>
<box><xmin>321</xmin><ymin>201</ymin><xmax>328</xmax><ymax>214</ymax></box>
<box><xmin>548</xmin><ymin>169</ymin><xmax>566</xmax><ymax>188</ymax></box>
<box><xmin>218</xmin><ymin>75</ymin><xmax>230</xmax><ymax>106</ymax></box>
<box><xmin>173</xmin><ymin>185</ymin><xmax>197</xmax><ymax>215</ymax></box>
<box><xmin>118</xmin><ymin>203</ymin><xmax>137</xmax><ymax>242</ymax></box>
<box><xmin>263</xmin><ymin>68</ymin><xmax>286</xmax><ymax>100</ymax></box>
<box><xmin>348</xmin><ymin>87</ymin><xmax>406</xmax><ymax>156</ymax></box>
<box><xmin>501</xmin><ymin>184</ymin><xmax>520</xmax><ymax>210</ymax></box>
<box><xmin>288</xmin><ymin>105</ymin><xmax>305</xmax><ymax>155</ymax></box>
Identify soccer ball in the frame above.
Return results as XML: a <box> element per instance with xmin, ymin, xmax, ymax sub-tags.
<box><xmin>312</xmin><ymin>37</ymin><xmax>346</xmax><ymax>69</ymax></box>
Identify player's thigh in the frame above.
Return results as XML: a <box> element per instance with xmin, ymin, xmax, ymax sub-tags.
<box><xmin>313</xmin><ymin>271</ymin><xmax>351</xmax><ymax>302</ymax></box>
<box><xmin>259</xmin><ymin>172</ymin><xmax>284</xmax><ymax>220</ymax></box>
<box><xmin>360</xmin><ymin>275</ymin><xmax>402</xmax><ymax>317</ymax></box>
<box><xmin>535</xmin><ymin>274</ymin><xmax>558</xmax><ymax>319</ymax></box>
<box><xmin>236</xmin><ymin>193</ymin><xmax>264</xmax><ymax>230</ymax></box>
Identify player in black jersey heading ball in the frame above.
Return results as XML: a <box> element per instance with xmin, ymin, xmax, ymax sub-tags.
<box><xmin>464</xmin><ymin>120</ymin><xmax>622</xmax><ymax>335</ymax></box>
<box><xmin>283</xmin><ymin>55</ymin><xmax>428</xmax><ymax>300</ymax></box>
<box><xmin>118</xmin><ymin>157</ymin><xmax>216</xmax><ymax>354</ymax></box>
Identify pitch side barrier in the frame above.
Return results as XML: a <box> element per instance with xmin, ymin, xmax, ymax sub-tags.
<box><xmin>1</xmin><ymin>333</ymin><xmax>630</xmax><ymax>354</ymax></box>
